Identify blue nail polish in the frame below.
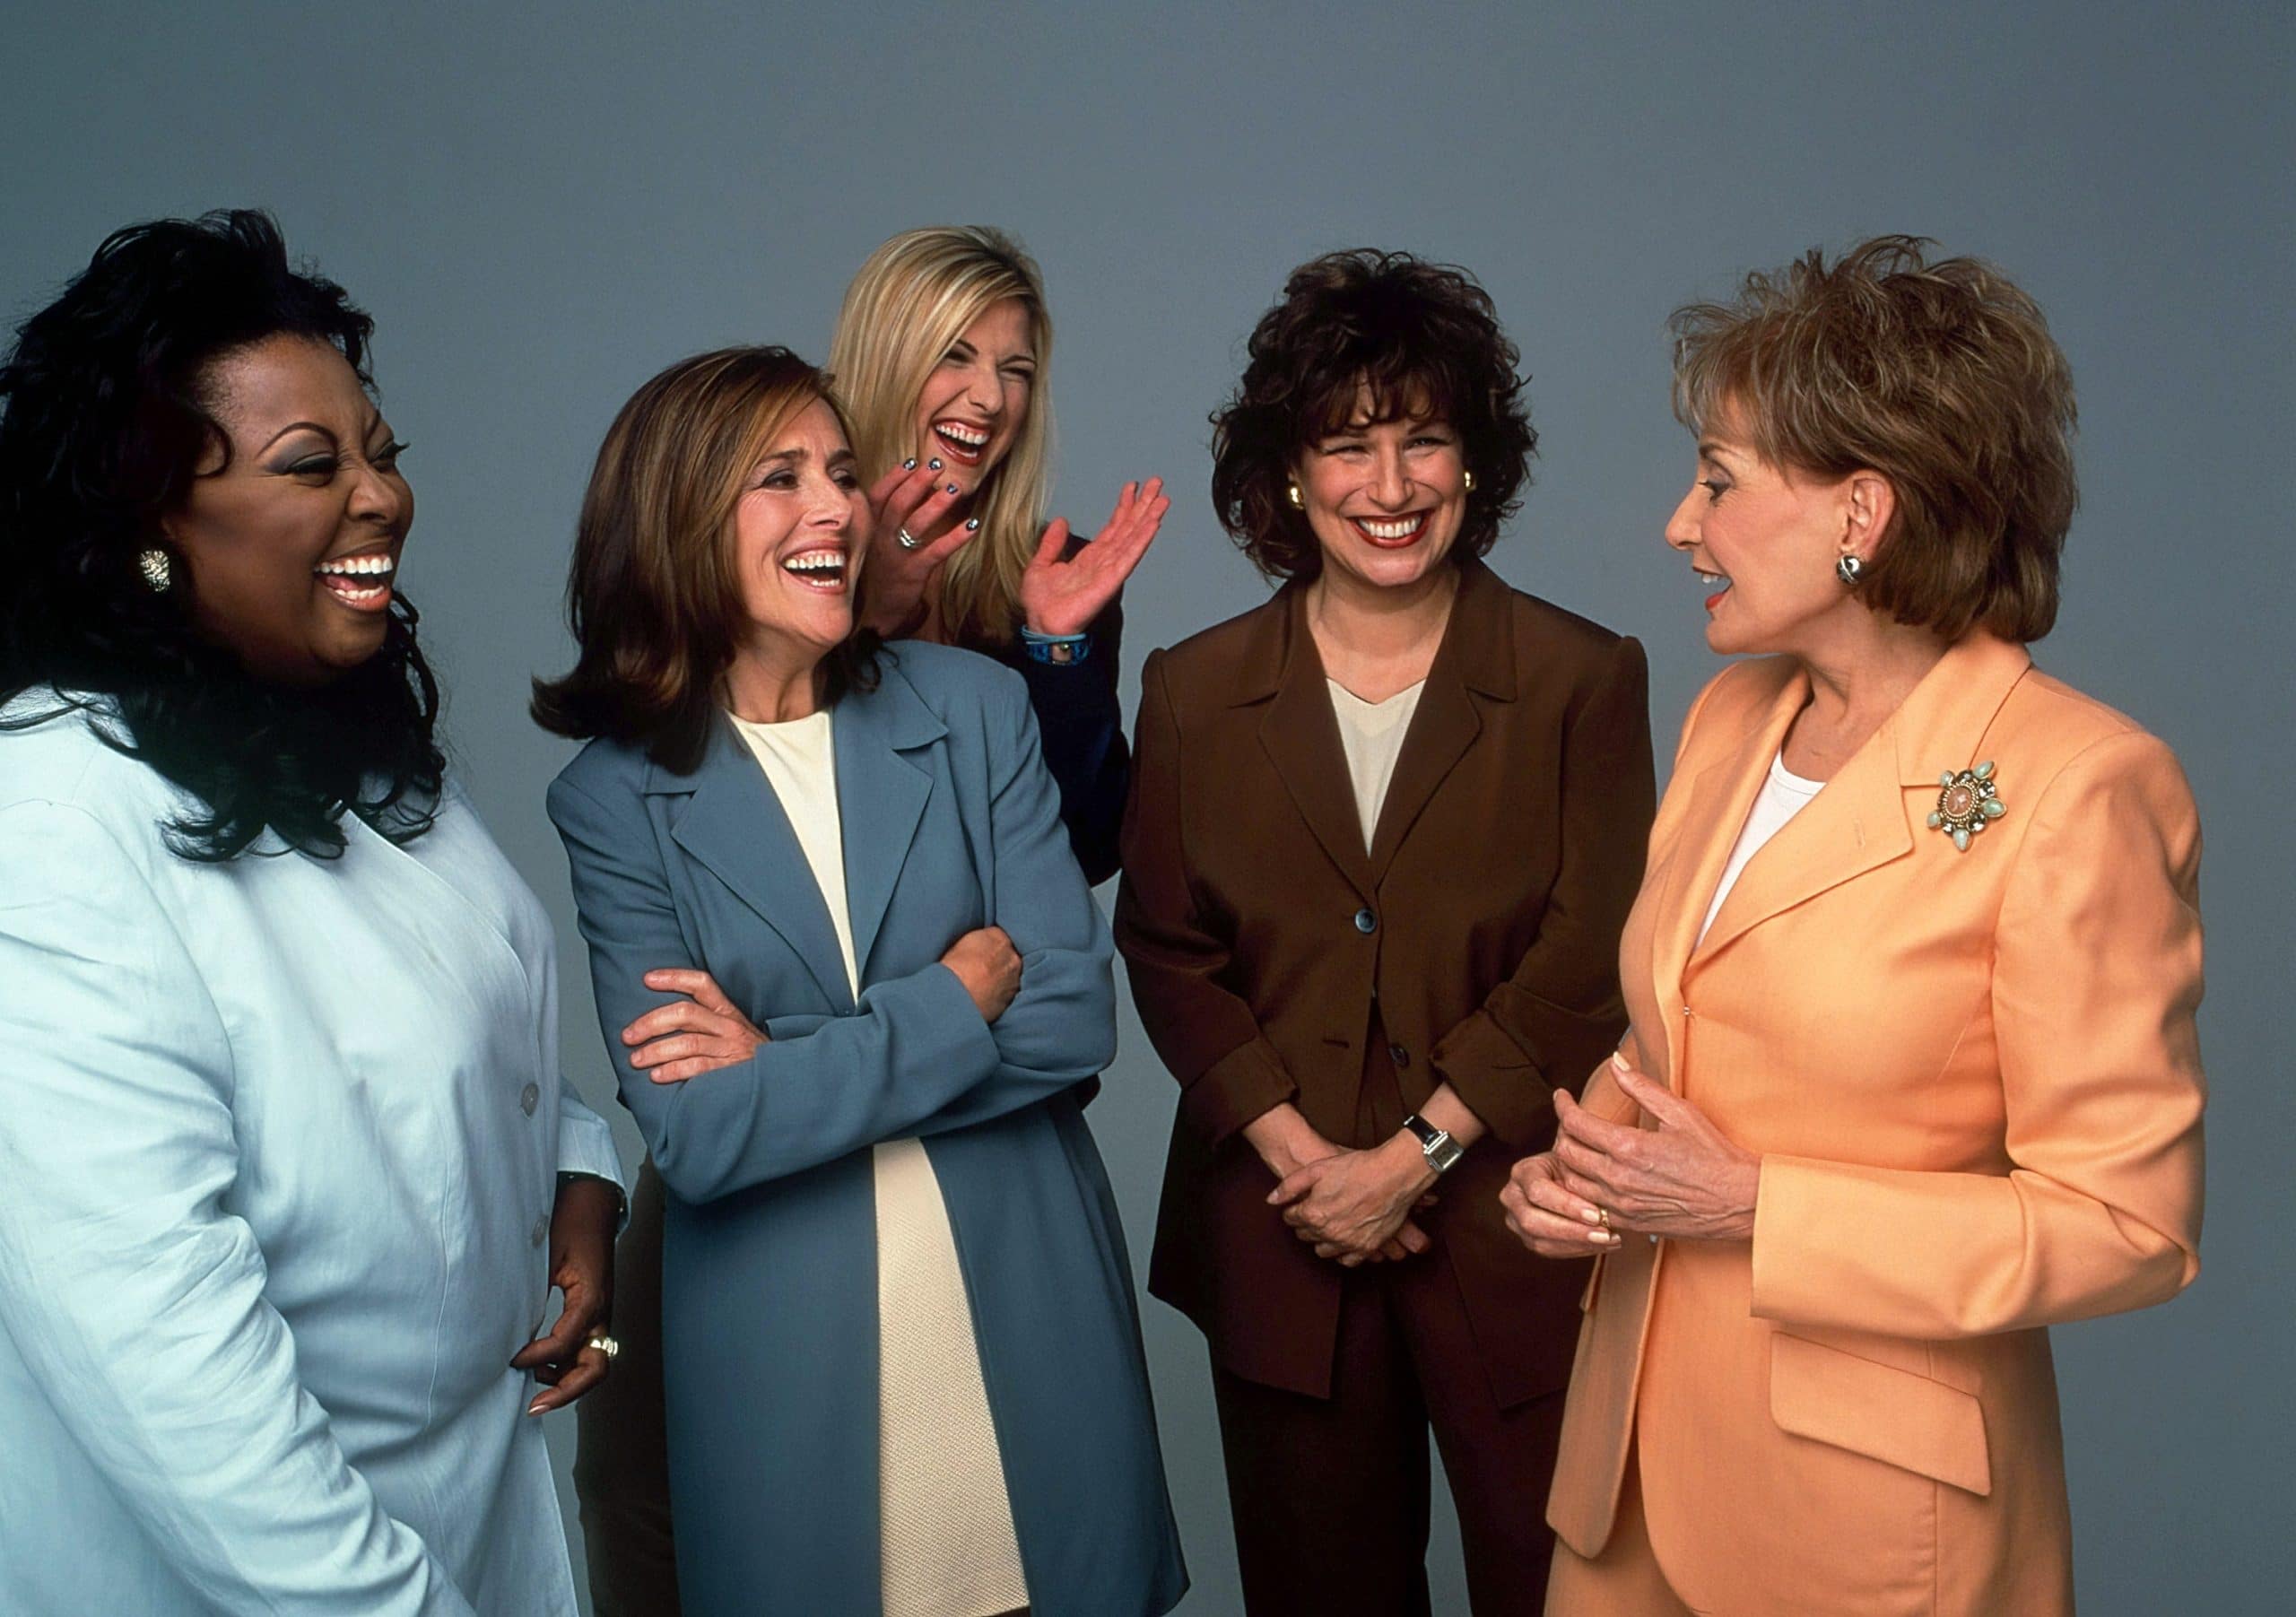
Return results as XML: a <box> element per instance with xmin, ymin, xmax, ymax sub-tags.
<box><xmin>901</xmin><ymin>457</ymin><xmax>916</xmax><ymax>471</ymax></box>
<box><xmin>927</xmin><ymin>458</ymin><xmax>943</xmax><ymax>471</ymax></box>
<box><xmin>965</xmin><ymin>517</ymin><xmax>980</xmax><ymax>530</ymax></box>
<box><xmin>946</xmin><ymin>482</ymin><xmax>959</xmax><ymax>494</ymax></box>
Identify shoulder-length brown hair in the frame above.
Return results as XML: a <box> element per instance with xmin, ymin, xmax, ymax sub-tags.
<box><xmin>532</xmin><ymin>345</ymin><xmax>879</xmax><ymax>772</ymax></box>
<box><xmin>1671</xmin><ymin>236</ymin><xmax>2076</xmax><ymax>643</ymax></box>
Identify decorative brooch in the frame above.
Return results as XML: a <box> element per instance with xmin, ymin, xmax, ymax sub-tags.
<box><xmin>1928</xmin><ymin>761</ymin><xmax>2007</xmax><ymax>852</ymax></box>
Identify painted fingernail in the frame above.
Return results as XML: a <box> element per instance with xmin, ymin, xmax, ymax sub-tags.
<box><xmin>1612</xmin><ymin>1051</ymin><xmax>1631</xmax><ymax>1072</ymax></box>
<box><xmin>965</xmin><ymin>517</ymin><xmax>980</xmax><ymax>531</ymax></box>
<box><xmin>902</xmin><ymin>457</ymin><xmax>917</xmax><ymax>471</ymax></box>
<box><xmin>945</xmin><ymin>482</ymin><xmax>960</xmax><ymax>495</ymax></box>
<box><xmin>1579</xmin><ymin>1207</ymin><xmax>1602</xmax><ymax>1224</ymax></box>
<box><xmin>927</xmin><ymin>458</ymin><xmax>943</xmax><ymax>471</ymax></box>
<box><xmin>527</xmin><ymin>1399</ymin><xmax>547</xmax><ymax>1415</ymax></box>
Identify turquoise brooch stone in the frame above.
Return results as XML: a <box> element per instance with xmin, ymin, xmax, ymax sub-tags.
<box><xmin>1928</xmin><ymin>761</ymin><xmax>2007</xmax><ymax>852</ymax></box>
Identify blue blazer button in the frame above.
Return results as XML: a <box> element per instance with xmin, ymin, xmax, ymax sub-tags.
<box><xmin>1353</xmin><ymin>908</ymin><xmax>1377</xmax><ymax>934</ymax></box>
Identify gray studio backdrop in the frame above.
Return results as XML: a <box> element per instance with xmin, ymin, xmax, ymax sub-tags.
<box><xmin>5</xmin><ymin>3</ymin><xmax>2289</xmax><ymax>1611</ymax></box>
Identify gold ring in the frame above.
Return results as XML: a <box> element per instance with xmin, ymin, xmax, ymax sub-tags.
<box><xmin>587</xmin><ymin>1334</ymin><xmax>621</xmax><ymax>1361</ymax></box>
<box><xmin>1595</xmin><ymin>1206</ymin><xmax>1612</xmax><ymax>1231</ymax></box>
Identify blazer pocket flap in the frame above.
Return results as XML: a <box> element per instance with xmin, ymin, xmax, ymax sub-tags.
<box><xmin>1770</xmin><ymin>1332</ymin><xmax>1991</xmax><ymax>1496</ymax></box>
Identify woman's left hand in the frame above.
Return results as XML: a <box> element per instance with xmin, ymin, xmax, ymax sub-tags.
<box><xmin>513</xmin><ymin>1174</ymin><xmax>621</xmax><ymax>1414</ymax></box>
<box><xmin>1018</xmin><ymin>477</ymin><xmax>1169</xmax><ymax>637</ymax></box>
<box><xmin>1269</xmin><ymin>1134</ymin><xmax>1439</xmax><ymax>1266</ymax></box>
<box><xmin>1551</xmin><ymin>1062</ymin><xmax>1761</xmax><ymax>1242</ymax></box>
<box><xmin>622</xmin><ymin>969</ymin><xmax>767</xmax><ymax>1083</ymax></box>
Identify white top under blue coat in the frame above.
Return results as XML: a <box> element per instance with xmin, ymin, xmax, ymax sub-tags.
<box><xmin>0</xmin><ymin>699</ymin><xmax>626</xmax><ymax>1615</ymax></box>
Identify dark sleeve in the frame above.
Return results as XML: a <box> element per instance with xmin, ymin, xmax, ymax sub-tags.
<box><xmin>1009</xmin><ymin>560</ymin><xmax>1128</xmax><ymax>886</ymax></box>
<box><xmin>1113</xmin><ymin>648</ymin><xmax>1300</xmax><ymax>1146</ymax></box>
<box><xmin>1428</xmin><ymin>634</ymin><xmax>1657</xmax><ymax>1146</ymax></box>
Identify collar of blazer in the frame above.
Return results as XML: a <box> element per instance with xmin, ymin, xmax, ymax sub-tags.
<box><xmin>1232</xmin><ymin>557</ymin><xmax>1519</xmax><ymax>896</ymax></box>
<box><xmin>639</xmin><ymin>657</ymin><xmax>951</xmax><ymax>1010</ymax></box>
<box><xmin>1653</xmin><ymin>631</ymin><xmax>2032</xmax><ymax>1035</ymax></box>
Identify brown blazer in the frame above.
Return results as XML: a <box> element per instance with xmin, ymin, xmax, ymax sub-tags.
<box><xmin>1115</xmin><ymin>560</ymin><xmax>1656</xmax><ymax>1406</ymax></box>
<box><xmin>1548</xmin><ymin>635</ymin><xmax>2205</xmax><ymax>1614</ymax></box>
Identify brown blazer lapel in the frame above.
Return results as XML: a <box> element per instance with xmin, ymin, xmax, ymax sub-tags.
<box><xmin>1254</xmin><ymin>587</ymin><xmax>1376</xmax><ymax>900</ymax></box>
<box><xmin>1367</xmin><ymin>562</ymin><xmax>1513</xmax><ymax>882</ymax></box>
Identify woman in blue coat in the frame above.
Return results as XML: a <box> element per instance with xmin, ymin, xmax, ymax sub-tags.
<box><xmin>535</xmin><ymin>344</ymin><xmax>1184</xmax><ymax>1617</ymax></box>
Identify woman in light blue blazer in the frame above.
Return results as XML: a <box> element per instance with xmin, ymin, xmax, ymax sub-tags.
<box><xmin>0</xmin><ymin>213</ymin><xmax>626</xmax><ymax>1615</ymax></box>
<box><xmin>535</xmin><ymin>345</ymin><xmax>1185</xmax><ymax>1617</ymax></box>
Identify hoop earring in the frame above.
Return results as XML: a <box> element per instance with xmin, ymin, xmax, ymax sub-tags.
<box><xmin>1286</xmin><ymin>482</ymin><xmax>1304</xmax><ymax>509</ymax></box>
<box><xmin>1836</xmin><ymin>554</ymin><xmax>1864</xmax><ymax>587</ymax></box>
<box><xmin>137</xmin><ymin>548</ymin><xmax>174</xmax><ymax>593</ymax></box>
<box><xmin>1462</xmin><ymin>469</ymin><xmax>1475</xmax><ymax>493</ymax></box>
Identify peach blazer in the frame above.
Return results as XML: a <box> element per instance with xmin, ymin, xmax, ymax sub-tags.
<box><xmin>1547</xmin><ymin>632</ymin><xmax>2205</xmax><ymax>1616</ymax></box>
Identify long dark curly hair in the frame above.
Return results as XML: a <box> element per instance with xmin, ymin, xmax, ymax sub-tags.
<box><xmin>1210</xmin><ymin>249</ymin><xmax>1538</xmax><ymax>580</ymax></box>
<box><xmin>0</xmin><ymin>210</ymin><xmax>444</xmax><ymax>860</ymax></box>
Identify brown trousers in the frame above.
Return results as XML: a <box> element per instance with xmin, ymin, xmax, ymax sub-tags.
<box><xmin>1209</xmin><ymin>1256</ymin><xmax>1567</xmax><ymax>1617</ymax></box>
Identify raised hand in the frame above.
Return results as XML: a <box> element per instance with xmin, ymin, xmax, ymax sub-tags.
<box><xmin>1018</xmin><ymin>476</ymin><xmax>1169</xmax><ymax>637</ymax></box>
<box><xmin>622</xmin><ymin>968</ymin><xmax>768</xmax><ymax>1084</ymax></box>
<box><xmin>859</xmin><ymin>460</ymin><xmax>972</xmax><ymax>639</ymax></box>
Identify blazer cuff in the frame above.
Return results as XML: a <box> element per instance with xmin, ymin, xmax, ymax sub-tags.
<box><xmin>1429</xmin><ymin>1010</ymin><xmax>1554</xmax><ymax>1148</ymax></box>
<box><xmin>1178</xmin><ymin>1036</ymin><xmax>1299</xmax><ymax>1147</ymax></box>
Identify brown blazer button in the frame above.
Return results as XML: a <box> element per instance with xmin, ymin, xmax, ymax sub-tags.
<box><xmin>1353</xmin><ymin>908</ymin><xmax>1377</xmax><ymax>934</ymax></box>
<box><xmin>1388</xmin><ymin>1043</ymin><xmax>1410</xmax><ymax>1068</ymax></box>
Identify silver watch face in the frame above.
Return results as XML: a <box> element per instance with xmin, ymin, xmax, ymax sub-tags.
<box><xmin>1424</xmin><ymin>1132</ymin><xmax>1465</xmax><ymax>1175</ymax></box>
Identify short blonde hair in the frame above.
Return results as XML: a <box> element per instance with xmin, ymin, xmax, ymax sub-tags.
<box><xmin>1671</xmin><ymin>236</ymin><xmax>2076</xmax><ymax>643</ymax></box>
<box><xmin>829</xmin><ymin>226</ymin><xmax>1053</xmax><ymax>648</ymax></box>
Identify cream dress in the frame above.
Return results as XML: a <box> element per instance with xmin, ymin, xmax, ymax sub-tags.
<box><xmin>732</xmin><ymin>709</ymin><xmax>1029</xmax><ymax>1617</ymax></box>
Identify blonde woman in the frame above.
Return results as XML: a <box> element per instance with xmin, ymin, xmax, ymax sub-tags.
<box><xmin>569</xmin><ymin>231</ymin><xmax>1168</xmax><ymax>1616</ymax></box>
<box><xmin>833</xmin><ymin>223</ymin><xmax>1165</xmax><ymax>885</ymax></box>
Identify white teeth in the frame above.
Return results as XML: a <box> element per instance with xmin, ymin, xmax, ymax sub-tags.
<box><xmin>315</xmin><ymin>553</ymin><xmax>395</xmax><ymax>578</ymax></box>
<box><xmin>1694</xmin><ymin>569</ymin><xmax>1727</xmax><ymax>586</ymax></box>
<box><xmin>1358</xmin><ymin>516</ymin><xmax>1424</xmax><ymax>540</ymax></box>
<box><xmin>782</xmin><ymin>552</ymin><xmax>845</xmax><ymax>575</ymax></box>
<box><xmin>935</xmin><ymin>422</ymin><xmax>989</xmax><ymax>447</ymax></box>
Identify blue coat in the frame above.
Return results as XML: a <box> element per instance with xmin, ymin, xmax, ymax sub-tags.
<box><xmin>0</xmin><ymin>700</ymin><xmax>626</xmax><ymax>1616</ymax></box>
<box><xmin>547</xmin><ymin>641</ymin><xmax>1185</xmax><ymax>1617</ymax></box>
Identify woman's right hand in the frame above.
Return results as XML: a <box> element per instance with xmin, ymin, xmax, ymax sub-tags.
<box><xmin>859</xmin><ymin>461</ymin><xmax>973</xmax><ymax>639</ymax></box>
<box><xmin>941</xmin><ymin>926</ymin><xmax>1021</xmax><ymax>1023</ymax></box>
<box><xmin>1500</xmin><ymin>1145</ymin><xmax>1623</xmax><ymax>1257</ymax></box>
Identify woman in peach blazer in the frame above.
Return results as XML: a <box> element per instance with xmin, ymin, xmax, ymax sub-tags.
<box><xmin>1501</xmin><ymin>238</ymin><xmax>2205</xmax><ymax>1616</ymax></box>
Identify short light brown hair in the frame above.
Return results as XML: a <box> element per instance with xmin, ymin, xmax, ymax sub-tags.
<box><xmin>532</xmin><ymin>346</ymin><xmax>876</xmax><ymax>771</ymax></box>
<box><xmin>1671</xmin><ymin>236</ymin><xmax>2075</xmax><ymax>642</ymax></box>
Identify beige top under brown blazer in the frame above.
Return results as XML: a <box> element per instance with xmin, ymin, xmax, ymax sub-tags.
<box><xmin>1549</xmin><ymin>632</ymin><xmax>2206</xmax><ymax>1615</ymax></box>
<box><xmin>1116</xmin><ymin>560</ymin><xmax>1657</xmax><ymax>1406</ymax></box>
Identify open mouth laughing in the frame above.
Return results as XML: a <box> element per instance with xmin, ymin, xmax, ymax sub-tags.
<box><xmin>782</xmin><ymin>545</ymin><xmax>849</xmax><ymax>591</ymax></box>
<box><xmin>1352</xmin><ymin>512</ymin><xmax>1430</xmax><ymax>548</ymax></box>
<box><xmin>931</xmin><ymin>418</ymin><xmax>993</xmax><ymax>466</ymax></box>
<box><xmin>314</xmin><ymin>548</ymin><xmax>396</xmax><ymax>611</ymax></box>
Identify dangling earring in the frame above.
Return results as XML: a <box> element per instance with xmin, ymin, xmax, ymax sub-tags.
<box><xmin>1286</xmin><ymin>482</ymin><xmax>1304</xmax><ymax>509</ymax></box>
<box><xmin>1462</xmin><ymin>469</ymin><xmax>1475</xmax><ymax>493</ymax></box>
<box><xmin>137</xmin><ymin>548</ymin><xmax>173</xmax><ymax>593</ymax></box>
<box><xmin>1836</xmin><ymin>554</ymin><xmax>1864</xmax><ymax>587</ymax></box>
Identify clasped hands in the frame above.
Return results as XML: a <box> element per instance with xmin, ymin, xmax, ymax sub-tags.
<box><xmin>1246</xmin><ymin>1106</ymin><xmax>1438</xmax><ymax>1268</ymax></box>
<box><xmin>1500</xmin><ymin>1056</ymin><xmax>1761</xmax><ymax>1256</ymax></box>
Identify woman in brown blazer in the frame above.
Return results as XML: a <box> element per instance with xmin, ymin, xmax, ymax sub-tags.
<box><xmin>1115</xmin><ymin>250</ymin><xmax>1655</xmax><ymax>1617</ymax></box>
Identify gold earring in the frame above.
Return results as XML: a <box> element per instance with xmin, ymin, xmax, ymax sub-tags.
<box><xmin>1462</xmin><ymin>469</ymin><xmax>1475</xmax><ymax>493</ymax></box>
<box><xmin>1286</xmin><ymin>482</ymin><xmax>1303</xmax><ymax>509</ymax></box>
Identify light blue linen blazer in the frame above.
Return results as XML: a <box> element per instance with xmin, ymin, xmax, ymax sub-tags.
<box><xmin>0</xmin><ymin>699</ymin><xmax>626</xmax><ymax>1616</ymax></box>
<box><xmin>548</xmin><ymin>640</ymin><xmax>1185</xmax><ymax>1617</ymax></box>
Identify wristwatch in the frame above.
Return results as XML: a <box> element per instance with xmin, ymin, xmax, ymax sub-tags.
<box><xmin>1401</xmin><ymin>1113</ymin><xmax>1465</xmax><ymax>1177</ymax></box>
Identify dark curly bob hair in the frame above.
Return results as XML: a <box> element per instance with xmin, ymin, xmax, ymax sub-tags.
<box><xmin>1210</xmin><ymin>249</ymin><xmax>1537</xmax><ymax>579</ymax></box>
<box><xmin>0</xmin><ymin>209</ymin><xmax>444</xmax><ymax>861</ymax></box>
